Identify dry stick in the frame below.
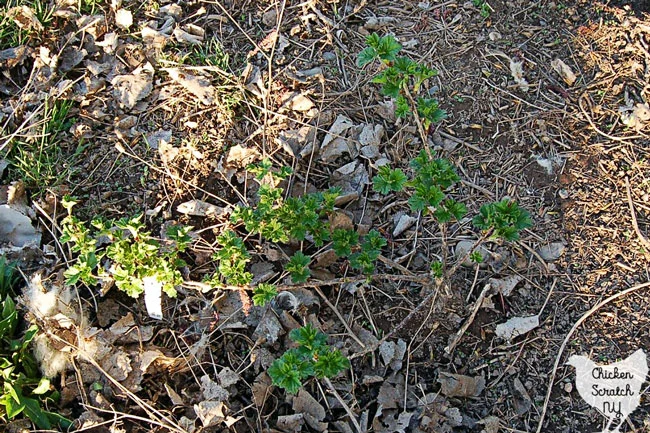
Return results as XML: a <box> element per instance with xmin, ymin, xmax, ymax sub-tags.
<box><xmin>84</xmin><ymin>357</ymin><xmax>188</xmax><ymax>433</ymax></box>
<box><xmin>312</xmin><ymin>285</ymin><xmax>366</xmax><ymax>349</ymax></box>
<box><xmin>378</xmin><ymin>254</ymin><xmax>415</xmax><ymax>276</ymax></box>
<box><xmin>625</xmin><ymin>176</ymin><xmax>650</xmax><ymax>251</ymax></box>
<box><xmin>349</xmin><ymin>282</ymin><xmax>441</xmax><ymax>361</ymax></box>
<box><xmin>535</xmin><ymin>281</ymin><xmax>650</xmax><ymax>433</ymax></box>
<box><xmin>403</xmin><ymin>85</ymin><xmax>432</xmax><ymax>158</ymax></box>
<box><xmin>445</xmin><ymin>230</ymin><xmax>492</xmax><ymax>280</ymax></box>
<box><xmin>438</xmin><ymin>130</ymin><xmax>484</xmax><ymax>153</ymax></box>
<box><xmin>324</xmin><ymin>377</ymin><xmax>362</xmax><ymax>433</ymax></box>
<box><xmin>445</xmin><ymin>283</ymin><xmax>492</xmax><ymax>354</ymax></box>
<box><xmin>578</xmin><ymin>94</ymin><xmax>644</xmax><ymax>145</ymax></box>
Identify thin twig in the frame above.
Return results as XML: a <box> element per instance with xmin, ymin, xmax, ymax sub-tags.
<box><xmin>324</xmin><ymin>377</ymin><xmax>362</xmax><ymax>433</ymax></box>
<box><xmin>578</xmin><ymin>93</ymin><xmax>643</xmax><ymax>145</ymax></box>
<box><xmin>312</xmin><ymin>285</ymin><xmax>365</xmax><ymax>349</ymax></box>
<box><xmin>625</xmin><ymin>176</ymin><xmax>650</xmax><ymax>251</ymax></box>
<box><xmin>535</xmin><ymin>281</ymin><xmax>650</xmax><ymax>433</ymax></box>
<box><xmin>445</xmin><ymin>283</ymin><xmax>491</xmax><ymax>354</ymax></box>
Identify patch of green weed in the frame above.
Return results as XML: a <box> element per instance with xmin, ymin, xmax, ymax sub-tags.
<box><xmin>7</xmin><ymin>99</ymin><xmax>84</xmax><ymax>196</ymax></box>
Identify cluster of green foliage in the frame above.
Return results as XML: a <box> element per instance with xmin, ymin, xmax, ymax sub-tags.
<box><xmin>473</xmin><ymin>199</ymin><xmax>532</xmax><ymax>241</ymax></box>
<box><xmin>60</xmin><ymin>198</ymin><xmax>192</xmax><ymax>298</ymax></box>
<box><xmin>374</xmin><ymin>158</ymin><xmax>530</xmax><ymax>238</ymax></box>
<box><xmin>472</xmin><ymin>0</ymin><xmax>492</xmax><ymax>18</ymax></box>
<box><xmin>373</xmin><ymin>152</ymin><xmax>531</xmax><ymax>273</ymax></box>
<box><xmin>373</xmin><ymin>151</ymin><xmax>467</xmax><ymax>223</ymax></box>
<box><xmin>357</xmin><ymin>33</ymin><xmax>446</xmax><ymax>129</ymax></box>
<box><xmin>211</xmin><ymin>159</ymin><xmax>390</xmax><ymax>297</ymax></box>
<box><xmin>0</xmin><ymin>0</ymin><xmax>54</xmax><ymax>50</ymax></box>
<box><xmin>0</xmin><ymin>259</ymin><xmax>71</xmax><ymax>429</ymax></box>
<box><xmin>7</xmin><ymin>99</ymin><xmax>86</xmax><ymax>197</ymax></box>
<box><xmin>268</xmin><ymin>325</ymin><xmax>350</xmax><ymax>394</ymax></box>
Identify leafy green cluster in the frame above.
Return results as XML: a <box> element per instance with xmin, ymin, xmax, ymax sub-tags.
<box><xmin>286</xmin><ymin>251</ymin><xmax>311</xmax><ymax>283</ymax></box>
<box><xmin>374</xmin><ymin>159</ymin><xmax>532</xmax><ymax>243</ymax></box>
<box><xmin>374</xmin><ymin>151</ymin><xmax>467</xmax><ymax>223</ymax></box>
<box><xmin>473</xmin><ymin>199</ymin><xmax>532</xmax><ymax>241</ymax></box>
<box><xmin>358</xmin><ymin>33</ymin><xmax>446</xmax><ymax>129</ymax></box>
<box><xmin>231</xmin><ymin>175</ymin><xmax>339</xmax><ymax>246</ymax></box>
<box><xmin>212</xmin><ymin>230</ymin><xmax>252</xmax><ymax>286</ymax></box>
<box><xmin>268</xmin><ymin>325</ymin><xmax>349</xmax><ymax>394</ymax></box>
<box><xmin>0</xmin><ymin>259</ymin><xmax>71</xmax><ymax>430</ymax></box>
<box><xmin>472</xmin><ymin>0</ymin><xmax>492</xmax><ymax>18</ymax></box>
<box><xmin>61</xmin><ymin>198</ymin><xmax>192</xmax><ymax>298</ymax></box>
<box><xmin>220</xmin><ymin>162</ymin><xmax>389</xmax><ymax>294</ymax></box>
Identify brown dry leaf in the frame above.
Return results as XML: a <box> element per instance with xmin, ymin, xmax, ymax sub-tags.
<box><xmin>277</xmin><ymin>414</ymin><xmax>304</xmax><ymax>432</ymax></box>
<box><xmin>251</xmin><ymin>372</ymin><xmax>272</xmax><ymax>406</ymax></box>
<box><xmin>200</xmin><ymin>374</ymin><xmax>229</xmax><ymax>401</ymax></box>
<box><xmin>0</xmin><ymin>46</ymin><xmax>31</xmax><ymax>69</ymax></box>
<box><xmin>8</xmin><ymin>6</ymin><xmax>44</xmax><ymax>31</ymax></box>
<box><xmin>218</xmin><ymin>367</ymin><xmax>240</xmax><ymax>388</ymax></box>
<box><xmin>225</xmin><ymin>144</ymin><xmax>261</xmax><ymax>168</ymax></box>
<box><xmin>393</xmin><ymin>213</ymin><xmax>416</xmax><ymax>237</ymax></box>
<box><xmin>95</xmin><ymin>299</ymin><xmax>121</xmax><ymax>327</ymax></box>
<box><xmin>320</xmin><ymin>115</ymin><xmax>357</xmax><ymax>161</ymax></box>
<box><xmin>511</xmin><ymin>377</ymin><xmax>532</xmax><ymax>415</ymax></box>
<box><xmin>115</xmin><ymin>8</ymin><xmax>133</xmax><ymax>30</ymax></box>
<box><xmin>194</xmin><ymin>400</ymin><xmax>225</xmax><ymax>427</ymax></box>
<box><xmin>329</xmin><ymin>210</ymin><xmax>354</xmax><ymax>231</ymax></box>
<box><xmin>438</xmin><ymin>372</ymin><xmax>485</xmax><ymax>398</ymax></box>
<box><xmin>358</xmin><ymin>123</ymin><xmax>384</xmax><ymax>148</ymax></box>
<box><xmin>377</xmin><ymin>376</ymin><xmax>404</xmax><ymax>409</ymax></box>
<box><xmin>620</xmin><ymin>102</ymin><xmax>650</xmax><ymax>131</ymax></box>
<box><xmin>313</xmin><ymin>249</ymin><xmax>338</xmax><ymax>269</ymax></box>
<box><xmin>373</xmin><ymin>410</ymin><xmax>413</xmax><ymax>433</ymax></box>
<box><xmin>158</xmin><ymin>140</ymin><xmax>179</xmax><ymax>165</ymax></box>
<box><xmin>111</xmin><ymin>64</ymin><xmax>154</xmax><ymax>110</ymax></box>
<box><xmin>103</xmin><ymin>350</ymin><xmax>132</xmax><ymax>381</ymax></box>
<box><xmin>293</xmin><ymin>389</ymin><xmax>326</xmax><ymax>432</ymax></box>
<box><xmin>488</xmin><ymin>275</ymin><xmax>523</xmax><ymax>297</ymax></box>
<box><xmin>252</xmin><ymin>309</ymin><xmax>284</xmax><ymax>344</ymax></box>
<box><xmin>96</xmin><ymin>32</ymin><xmax>118</xmax><ymax>53</ymax></box>
<box><xmin>276</xmin><ymin>125</ymin><xmax>317</xmax><ymax>158</ymax></box>
<box><xmin>379</xmin><ymin>339</ymin><xmax>407</xmax><ymax>371</ymax></box>
<box><xmin>165</xmin><ymin>68</ymin><xmax>216</xmax><ymax>105</ymax></box>
<box><xmin>142</xmin><ymin>18</ymin><xmax>174</xmax><ymax>49</ymax></box>
<box><xmin>509</xmin><ymin>58</ymin><xmax>529</xmax><ymax>92</ymax></box>
<box><xmin>478</xmin><ymin>415</ymin><xmax>501</xmax><ymax>433</ymax></box>
<box><xmin>174</xmin><ymin>24</ymin><xmax>205</xmax><ymax>45</ymax></box>
<box><xmin>0</xmin><ymin>204</ymin><xmax>41</xmax><ymax>247</ymax></box>
<box><xmin>551</xmin><ymin>58</ymin><xmax>577</xmax><ymax>86</ymax></box>
<box><xmin>165</xmin><ymin>383</ymin><xmax>184</xmax><ymax>406</ymax></box>
<box><xmin>331</xmin><ymin>161</ymin><xmax>370</xmax><ymax>195</ymax></box>
<box><xmin>176</xmin><ymin>200</ymin><xmax>226</xmax><ymax>217</ymax></box>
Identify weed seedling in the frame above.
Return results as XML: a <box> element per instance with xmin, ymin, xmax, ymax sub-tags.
<box><xmin>61</xmin><ymin>198</ymin><xmax>192</xmax><ymax>298</ymax></box>
<box><xmin>268</xmin><ymin>325</ymin><xmax>349</xmax><ymax>394</ymax></box>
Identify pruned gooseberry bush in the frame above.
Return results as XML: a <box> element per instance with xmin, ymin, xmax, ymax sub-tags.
<box><xmin>357</xmin><ymin>33</ymin><xmax>446</xmax><ymax>130</ymax></box>
<box><xmin>373</xmin><ymin>152</ymin><xmax>532</xmax><ymax>274</ymax></box>
<box><xmin>268</xmin><ymin>325</ymin><xmax>349</xmax><ymax>394</ymax></box>
<box><xmin>209</xmin><ymin>159</ymin><xmax>388</xmax><ymax>299</ymax></box>
<box><xmin>60</xmin><ymin>197</ymin><xmax>192</xmax><ymax>298</ymax></box>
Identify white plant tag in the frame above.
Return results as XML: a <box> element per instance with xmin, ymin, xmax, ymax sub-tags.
<box><xmin>143</xmin><ymin>276</ymin><xmax>163</xmax><ymax>320</ymax></box>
